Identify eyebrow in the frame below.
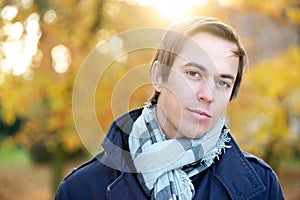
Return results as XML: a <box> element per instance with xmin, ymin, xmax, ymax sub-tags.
<box><xmin>184</xmin><ymin>62</ymin><xmax>207</xmax><ymax>72</ymax></box>
<box><xmin>220</xmin><ymin>74</ymin><xmax>235</xmax><ymax>82</ymax></box>
<box><xmin>184</xmin><ymin>62</ymin><xmax>236</xmax><ymax>82</ymax></box>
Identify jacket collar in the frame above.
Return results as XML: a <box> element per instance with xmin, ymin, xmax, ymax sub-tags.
<box><xmin>101</xmin><ymin>108</ymin><xmax>143</xmax><ymax>173</ymax></box>
<box><xmin>102</xmin><ymin>108</ymin><xmax>266</xmax><ymax>199</ymax></box>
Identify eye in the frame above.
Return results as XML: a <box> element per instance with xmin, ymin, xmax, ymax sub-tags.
<box><xmin>217</xmin><ymin>80</ymin><xmax>231</xmax><ymax>88</ymax></box>
<box><xmin>186</xmin><ymin>70</ymin><xmax>201</xmax><ymax>79</ymax></box>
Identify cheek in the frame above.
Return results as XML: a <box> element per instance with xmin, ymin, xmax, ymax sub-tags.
<box><xmin>214</xmin><ymin>92</ymin><xmax>230</xmax><ymax>114</ymax></box>
<box><xmin>165</xmin><ymin>73</ymin><xmax>195</xmax><ymax>103</ymax></box>
<box><xmin>158</xmin><ymin>87</ymin><xmax>183</xmax><ymax>127</ymax></box>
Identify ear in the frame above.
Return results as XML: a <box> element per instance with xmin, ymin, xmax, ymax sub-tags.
<box><xmin>150</xmin><ymin>60</ymin><xmax>163</xmax><ymax>92</ymax></box>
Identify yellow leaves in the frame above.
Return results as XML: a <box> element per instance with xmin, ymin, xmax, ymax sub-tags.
<box><xmin>233</xmin><ymin>0</ymin><xmax>300</xmax><ymax>24</ymax></box>
<box><xmin>0</xmin><ymin>70</ymin><xmax>78</xmax><ymax>152</ymax></box>
<box><xmin>0</xmin><ymin>77</ymin><xmax>29</xmax><ymax>124</ymax></box>
<box><xmin>248</xmin><ymin>46</ymin><xmax>300</xmax><ymax>98</ymax></box>
<box><xmin>60</xmin><ymin>130</ymin><xmax>82</xmax><ymax>153</ymax></box>
<box><xmin>46</xmin><ymin>114</ymin><xmax>65</xmax><ymax>131</ymax></box>
<box><xmin>42</xmin><ymin>129</ymin><xmax>81</xmax><ymax>154</ymax></box>
<box><xmin>284</xmin><ymin>5</ymin><xmax>300</xmax><ymax>24</ymax></box>
<box><xmin>2</xmin><ymin>109</ymin><xmax>15</xmax><ymax>125</ymax></box>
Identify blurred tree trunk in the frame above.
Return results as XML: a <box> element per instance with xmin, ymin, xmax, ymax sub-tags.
<box><xmin>51</xmin><ymin>142</ymin><xmax>66</xmax><ymax>194</ymax></box>
<box><xmin>262</xmin><ymin>137</ymin><xmax>281</xmax><ymax>172</ymax></box>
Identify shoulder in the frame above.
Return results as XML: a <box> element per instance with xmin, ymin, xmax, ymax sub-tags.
<box><xmin>216</xmin><ymin>134</ymin><xmax>284</xmax><ymax>199</ymax></box>
<box><xmin>55</xmin><ymin>109</ymin><xmax>144</xmax><ymax>200</ymax></box>
<box><xmin>65</xmin><ymin>152</ymin><xmax>119</xmax><ymax>181</ymax></box>
<box><xmin>55</xmin><ymin>152</ymin><xmax>120</xmax><ymax>200</ymax></box>
<box><xmin>242</xmin><ymin>151</ymin><xmax>279</xmax><ymax>181</ymax></box>
<box><xmin>242</xmin><ymin>151</ymin><xmax>273</xmax><ymax>172</ymax></box>
<box><xmin>229</xmin><ymin>135</ymin><xmax>282</xmax><ymax>185</ymax></box>
<box><xmin>242</xmin><ymin>151</ymin><xmax>284</xmax><ymax>197</ymax></box>
<box><xmin>227</xmin><ymin>134</ymin><xmax>279</xmax><ymax>179</ymax></box>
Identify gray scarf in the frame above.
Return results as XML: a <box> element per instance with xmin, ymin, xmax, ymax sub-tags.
<box><xmin>129</xmin><ymin>104</ymin><xmax>231</xmax><ymax>200</ymax></box>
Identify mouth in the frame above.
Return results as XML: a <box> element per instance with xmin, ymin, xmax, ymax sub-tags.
<box><xmin>187</xmin><ymin>108</ymin><xmax>212</xmax><ymax>118</ymax></box>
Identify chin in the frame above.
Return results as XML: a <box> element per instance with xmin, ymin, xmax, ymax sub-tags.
<box><xmin>194</xmin><ymin>127</ymin><xmax>211</xmax><ymax>138</ymax></box>
<box><xmin>192</xmin><ymin>132</ymin><xmax>207</xmax><ymax>139</ymax></box>
<box><xmin>183</xmin><ymin>129</ymin><xmax>208</xmax><ymax>139</ymax></box>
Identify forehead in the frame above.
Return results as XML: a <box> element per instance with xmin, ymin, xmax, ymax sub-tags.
<box><xmin>177</xmin><ymin>33</ymin><xmax>239</xmax><ymax>73</ymax></box>
<box><xmin>191</xmin><ymin>32</ymin><xmax>237</xmax><ymax>54</ymax></box>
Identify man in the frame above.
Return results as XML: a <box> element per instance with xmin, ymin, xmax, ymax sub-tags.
<box><xmin>55</xmin><ymin>17</ymin><xmax>284</xmax><ymax>199</ymax></box>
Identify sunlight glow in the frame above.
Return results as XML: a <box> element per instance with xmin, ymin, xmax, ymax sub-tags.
<box><xmin>154</xmin><ymin>0</ymin><xmax>207</xmax><ymax>18</ymax></box>
<box><xmin>132</xmin><ymin>0</ymin><xmax>207</xmax><ymax>18</ymax></box>
<box><xmin>219</xmin><ymin>0</ymin><xmax>232</xmax><ymax>6</ymax></box>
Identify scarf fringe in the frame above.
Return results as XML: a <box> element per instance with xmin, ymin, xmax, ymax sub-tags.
<box><xmin>200</xmin><ymin>128</ymin><xmax>231</xmax><ymax>167</ymax></box>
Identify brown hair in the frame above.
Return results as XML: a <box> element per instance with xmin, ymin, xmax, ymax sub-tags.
<box><xmin>150</xmin><ymin>16</ymin><xmax>248</xmax><ymax>103</ymax></box>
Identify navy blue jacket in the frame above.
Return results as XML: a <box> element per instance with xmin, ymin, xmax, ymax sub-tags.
<box><xmin>55</xmin><ymin>108</ymin><xmax>284</xmax><ymax>199</ymax></box>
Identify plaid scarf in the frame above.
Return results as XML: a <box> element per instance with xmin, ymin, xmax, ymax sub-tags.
<box><xmin>129</xmin><ymin>104</ymin><xmax>231</xmax><ymax>200</ymax></box>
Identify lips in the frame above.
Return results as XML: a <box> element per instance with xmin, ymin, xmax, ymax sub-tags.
<box><xmin>187</xmin><ymin>108</ymin><xmax>212</xmax><ymax>118</ymax></box>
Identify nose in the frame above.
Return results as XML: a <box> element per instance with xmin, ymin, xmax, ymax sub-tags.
<box><xmin>196</xmin><ymin>79</ymin><xmax>214</xmax><ymax>103</ymax></box>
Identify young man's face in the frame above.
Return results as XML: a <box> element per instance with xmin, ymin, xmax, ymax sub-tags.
<box><xmin>153</xmin><ymin>33</ymin><xmax>239</xmax><ymax>139</ymax></box>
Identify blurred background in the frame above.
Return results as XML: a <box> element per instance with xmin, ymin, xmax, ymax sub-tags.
<box><xmin>0</xmin><ymin>0</ymin><xmax>299</xmax><ymax>199</ymax></box>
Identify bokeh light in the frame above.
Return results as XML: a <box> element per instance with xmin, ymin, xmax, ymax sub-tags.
<box><xmin>0</xmin><ymin>5</ymin><xmax>18</xmax><ymax>22</ymax></box>
<box><xmin>44</xmin><ymin>9</ymin><xmax>57</xmax><ymax>24</ymax></box>
<box><xmin>0</xmin><ymin>8</ymin><xmax>42</xmax><ymax>78</ymax></box>
<box><xmin>51</xmin><ymin>45</ymin><xmax>72</xmax><ymax>73</ymax></box>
